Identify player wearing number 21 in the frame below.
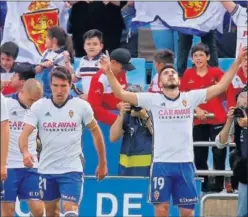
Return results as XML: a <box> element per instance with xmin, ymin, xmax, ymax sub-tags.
<box><xmin>101</xmin><ymin>47</ymin><xmax>247</xmax><ymax>217</ymax></box>
<box><xmin>19</xmin><ymin>66</ymin><xmax>108</xmax><ymax>217</ymax></box>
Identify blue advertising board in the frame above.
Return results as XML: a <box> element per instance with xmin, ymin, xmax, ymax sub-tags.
<box><xmin>15</xmin><ymin>177</ymin><xmax>202</xmax><ymax>217</ymax></box>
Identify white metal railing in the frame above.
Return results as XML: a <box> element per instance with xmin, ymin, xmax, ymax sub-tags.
<box><xmin>200</xmin><ymin>193</ymin><xmax>238</xmax><ymax>217</ymax></box>
<box><xmin>196</xmin><ymin>170</ymin><xmax>233</xmax><ymax>176</ymax></box>
<box><xmin>194</xmin><ymin>141</ymin><xmax>236</xmax><ymax>147</ymax></box>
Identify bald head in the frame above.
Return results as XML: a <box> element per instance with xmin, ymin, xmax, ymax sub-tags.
<box><xmin>20</xmin><ymin>79</ymin><xmax>43</xmax><ymax>108</ymax></box>
<box><xmin>24</xmin><ymin>79</ymin><xmax>43</xmax><ymax>97</ymax></box>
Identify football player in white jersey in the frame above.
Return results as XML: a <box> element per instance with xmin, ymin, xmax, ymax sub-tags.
<box><xmin>1</xmin><ymin>79</ymin><xmax>44</xmax><ymax>217</ymax></box>
<box><xmin>102</xmin><ymin>47</ymin><xmax>247</xmax><ymax>217</ymax></box>
<box><xmin>19</xmin><ymin>66</ymin><xmax>108</xmax><ymax>217</ymax></box>
<box><xmin>220</xmin><ymin>1</ymin><xmax>248</xmax><ymax>57</ymax></box>
<box><xmin>1</xmin><ymin>93</ymin><xmax>10</xmax><ymax>200</ymax></box>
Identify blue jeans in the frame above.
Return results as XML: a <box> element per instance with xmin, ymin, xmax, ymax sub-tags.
<box><xmin>238</xmin><ymin>182</ymin><xmax>248</xmax><ymax>217</ymax></box>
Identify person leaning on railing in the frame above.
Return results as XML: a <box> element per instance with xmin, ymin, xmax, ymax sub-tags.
<box><xmin>215</xmin><ymin>87</ymin><xmax>248</xmax><ymax>217</ymax></box>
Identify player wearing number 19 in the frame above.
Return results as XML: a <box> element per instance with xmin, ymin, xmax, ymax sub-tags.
<box><xmin>102</xmin><ymin>47</ymin><xmax>247</xmax><ymax>217</ymax></box>
<box><xmin>19</xmin><ymin>66</ymin><xmax>108</xmax><ymax>217</ymax></box>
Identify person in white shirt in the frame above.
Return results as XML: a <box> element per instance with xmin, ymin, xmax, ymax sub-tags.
<box><xmin>101</xmin><ymin>47</ymin><xmax>247</xmax><ymax>217</ymax></box>
<box><xmin>1</xmin><ymin>93</ymin><xmax>9</xmax><ymax>183</ymax></box>
<box><xmin>220</xmin><ymin>1</ymin><xmax>248</xmax><ymax>57</ymax></box>
<box><xmin>1</xmin><ymin>79</ymin><xmax>44</xmax><ymax>217</ymax></box>
<box><xmin>19</xmin><ymin>66</ymin><xmax>108</xmax><ymax>217</ymax></box>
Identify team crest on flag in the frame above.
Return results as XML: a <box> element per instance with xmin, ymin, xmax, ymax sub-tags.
<box><xmin>154</xmin><ymin>191</ymin><xmax>160</xmax><ymax>200</ymax></box>
<box><xmin>21</xmin><ymin>9</ymin><xmax>59</xmax><ymax>54</ymax></box>
<box><xmin>69</xmin><ymin>110</ymin><xmax>74</xmax><ymax>118</ymax></box>
<box><xmin>178</xmin><ymin>0</ymin><xmax>210</xmax><ymax>20</ymax></box>
<box><xmin>182</xmin><ymin>99</ymin><xmax>188</xmax><ymax>107</ymax></box>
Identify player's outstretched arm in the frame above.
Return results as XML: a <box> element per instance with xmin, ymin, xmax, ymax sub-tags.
<box><xmin>19</xmin><ymin>124</ymin><xmax>36</xmax><ymax>168</ymax></box>
<box><xmin>87</xmin><ymin>119</ymin><xmax>108</xmax><ymax>181</ymax></box>
<box><xmin>100</xmin><ymin>56</ymin><xmax>138</xmax><ymax>106</ymax></box>
<box><xmin>220</xmin><ymin>1</ymin><xmax>236</xmax><ymax>13</ymax></box>
<box><xmin>206</xmin><ymin>47</ymin><xmax>247</xmax><ymax>101</ymax></box>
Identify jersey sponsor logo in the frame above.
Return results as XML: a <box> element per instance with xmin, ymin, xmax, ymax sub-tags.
<box><xmin>178</xmin><ymin>0</ymin><xmax>210</xmax><ymax>20</ymax></box>
<box><xmin>188</xmin><ymin>80</ymin><xmax>194</xmax><ymax>84</ymax></box>
<box><xmin>42</xmin><ymin>122</ymin><xmax>77</xmax><ymax>132</ymax></box>
<box><xmin>158</xmin><ymin>108</ymin><xmax>191</xmax><ymax>120</ymax></box>
<box><xmin>9</xmin><ymin>121</ymin><xmax>24</xmax><ymax>130</ymax></box>
<box><xmin>179</xmin><ymin>196</ymin><xmax>198</xmax><ymax>204</ymax></box>
<box><xmin>21</xmin><ymin>9</ymin><xmax>59</xmax><ymax>55</ymax></box>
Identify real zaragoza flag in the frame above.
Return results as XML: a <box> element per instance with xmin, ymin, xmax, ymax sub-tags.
<box><xmin>132</xmin><ymin>1</ymin><xmax>226</xmax><ymax>36</ymax></box>
<box><xmin>1</xmin><ymin>1</ymin><xmax>69</xmax><ymax>64</ymax></box>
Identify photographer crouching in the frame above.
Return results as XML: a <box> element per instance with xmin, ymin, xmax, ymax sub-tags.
<box><xmin>110</xmin><ymin>85</ymin><xmax>153</xmax><ymax>176</ymax></box>
<box><xmin>215</xmin><ymin>87</ymin><xmax>248</xmax><ymax>217</ymax></box>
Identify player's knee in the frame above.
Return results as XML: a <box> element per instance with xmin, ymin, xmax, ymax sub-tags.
<box><xmin>155</xmin><ymin>203</ymin><xmax>169</xmax><ymax>216</ymax></box>
<box><xmin>1</xmin><ymin>202</ymin><xmax>15</xmax><ymax>216</ymax></box>
<box><xmin>179</xmin><ymin>207</ymin><xmax>194</xmax><ymax>217</ymax></box>
<box><xmin>45</xmin><ymin>209</ymin><xmax>60</xmax><ymax>217</ymax></box>
<box><xmin>28</xmin><ymin>200</ymin><xmax>44</xmax><ymax>217</ymax></box>
<box><xmin>64</xmin><ymin>211</ymin><xmax>78</xmax><ymax>217</ymax></box>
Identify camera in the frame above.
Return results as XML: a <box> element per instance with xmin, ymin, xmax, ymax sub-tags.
<box><xmin>127</xmin><ymin>106</ymin><xmax>142</xmax><ymax>114</ymax></box>
<box><xmin>233</xmin><ymin>107</ymin><xmax>248</xmax><ymax>118</ymax></box>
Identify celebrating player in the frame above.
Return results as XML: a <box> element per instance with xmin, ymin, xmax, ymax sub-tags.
<box><xmin>1</xmin><ymin>79</ymin><xmax>44</xmax><ymax>217</ymax></box>
<box><xmin>19</xmin><ymin>66</ymin><xmax>108</xmax><ymax>217</ymax></box>
<box><xmin>101</xmin><ymin>47</ymin><xmax>247</xmax><ymax>217</ymax></box>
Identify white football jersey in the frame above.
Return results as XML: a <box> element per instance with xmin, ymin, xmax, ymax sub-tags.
<box><xmin>231</xmin><ymin>5</ymin><xmax>247</xmax><ymax>57</ymax></box>
<box><xmin>75</xmin><ymin>55</ymin><xmax>102</xmax><ymax>93</ymax></box>
<box><xmin>6</xmin><ymin>94</ymin><xmax>38</xmax><ymax>168</ymax></box>
<box><xmin>41</xmin><ymin>49</ymin><xmax>66</xmax><ymax>67</ymax></box>
<box><xmin>136</xmin><ymin>89</ymin><xmax>207</xmax><ymax>163</ymax></box>
<box><xmin>24</xmin><ymin>96</ymin><xmax>94</xmax><ymax>174</ymax></box>
<box><xmin>1</xmin><ymin>93</ymin><xmax>9</xmax><ymax>122</ymax></box>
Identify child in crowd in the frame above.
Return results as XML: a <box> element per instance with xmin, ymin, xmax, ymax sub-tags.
<box><xmin>72</xmin><ymin>29</ymin><xmax>104</xmax><ymax>100</ymax></box>
<box><xmin>0</xmin><ymin>42</ymin><xmax>19</xmax><ymax>95</ymax></box>
<box><xmin>148</xmin><ymin>49</ymin><xmax>175</xmax><ymax>93</ymax></box>
<box><xmin>35</xmin><ymin>26</ymin><xmax>74</xmax><ymax>97</ymax></box>
<box><xmin>180</xmin><ymin>43</ymin><xmax>227</xmax><ymax>193</ymax></box>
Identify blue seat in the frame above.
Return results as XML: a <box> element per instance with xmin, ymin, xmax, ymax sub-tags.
<box><xmin>219</xmin><ymin>58</ymin><xmax>234</xmax><ymax>72</ymax></box>
<box><xmin>127</xmin><ymin>58</ymin><xmax>146</xmax><ymax>87</ymax></box>
<box><xmin>73</xmin><ymin>57</ymin><xmax>81</xmax><ymax>72</ymax></box>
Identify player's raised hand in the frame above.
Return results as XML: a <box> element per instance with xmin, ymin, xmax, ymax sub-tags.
<box><xmin>23</xmin><ymin>151</ymin><xmax>35</xmax><ymax>168</ymax></box>
<box><xmin>96</xmin><ymin>162</ymin><xmax>108</xmax><ymax>181</ymax></box>
<box><xmin>237</xmin><ymin>46</ymin><xmax>247</xmax><ymax>63</ymax></box>
<box><xmin>100</xmin><ymin>51</ymin><xmax>111</xmax><ymax>74</ymax></box>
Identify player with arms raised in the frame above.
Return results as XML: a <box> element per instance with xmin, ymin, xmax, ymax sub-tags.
<box><xmin>19</xmin><ymin>66</ymin><xmax>108</xmax><ymax>217</ymax></box>
<box><xmin>101</xmin><ymin>47</ymin><xmax>247</xmax><ymax>217</ymax></box>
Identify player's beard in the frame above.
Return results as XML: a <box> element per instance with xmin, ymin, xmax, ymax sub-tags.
<box><xmin>163</xmin><ymin>83</ymin><xmax>179</xmax><ymax>90</ymax></box>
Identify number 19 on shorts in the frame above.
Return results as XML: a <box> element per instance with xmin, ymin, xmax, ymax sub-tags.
<box><xmin>153</xmin><ymin>177</ymin><xmax>165</xmax><ymax>190</ymax></box>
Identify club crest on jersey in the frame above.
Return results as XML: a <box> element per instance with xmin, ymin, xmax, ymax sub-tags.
<box><xmin>178</xmin><ymin>0</ymin><xmax>210</xmax><ymax>20</ymax></box>
<box><xmin>182</xmin><ymin>99</ymin><xmax>188</xmax><ymax>107</ymax></box>
<box><xmin>21</xmin><ymin>9</ymin><xmax>59</xmax><ymax>55</ymax></box>
<box><xmin>69</xmin><ymin>110</ymin><xmax>74</xmax><ymax>118</ymax></box>
<box><xmin>154</xmin><ymin>191</ymin><xmax>160</xmax><ymax>200</ymax></box>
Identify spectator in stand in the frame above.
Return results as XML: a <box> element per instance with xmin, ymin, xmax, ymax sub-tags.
<box><xmin>220</xmin><ymin>1</ymin><xmax>247</xmax><ymax>57</ymax></box>
<box><xmin>227</xmin><ymin>54</ymin><xmax>247</xmax><ymax>108</ymax></box>
<box><xmin>68</xmin><ymin>1</ymin><xmax>126</xmax><ymax>57</ymax></box>
<box><xmin>0</xmin><ymin>42</ymin><xmax>19</xmax><ymax>95</ymax></box>
<box><xmin>148</xmin><ymin>49</ymin><xmax>175</xmax><ymax>93</ymax></box>
<box><xmin>177</xmin><ymin>30</ymin><xmax>219</xmax><ymax>77</ymax></box>
<box><xmin>35</xmin><ymin>26</ymin><xmax>74</xmax><ymax>97</ymax></box>
<box><xmin>72</xmin><ymin>29</ymin><xmax>103</xmax><ymax>100</ymax></box>
<box><xmin>110</xmin><ymin>85</ymin><xmax>153</xmax><ymax>176</ymax></box>
<box><xmin>180</xmin><ymin>43</ymin><xmax>227</xmax><ymax>193</ymax></box>
<box><xmin>88</xmin><ymin>48</ymin><xmax>135</xmax><ymax>126</ymax></box>
<box><xmin>8</xmin><ymin>63</ymin><xmax>35</xmax><ymax>94</ymax></box>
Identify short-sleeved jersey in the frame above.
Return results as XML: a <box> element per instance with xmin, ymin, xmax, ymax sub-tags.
<box><xmin>231</xmin><ymin>5</ymin><xmax>247</xmax><ymax>57</ymax></box>
<box><xmin>1</xmin><ymin>93</ymin><xmax>9</xmax><ymax>122</ymax></box>
<box><xmin>136</xmin><ymin>89</ymin><xmax>207</xmax><ymax>163</ymax></box>
<box><xmin>75</xmin><ymin>55</ymin><xmax>102</xmax><ymax>93</ymax></box>
<box><xmin>6</xmin><ymin>94</ymin><xmax>38</xmax><ymax>168</ymax></box>
<box><xmin>24</xmin><ymin>96</ymin><xmax>94</xmax><ymax>174</ymax></box>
